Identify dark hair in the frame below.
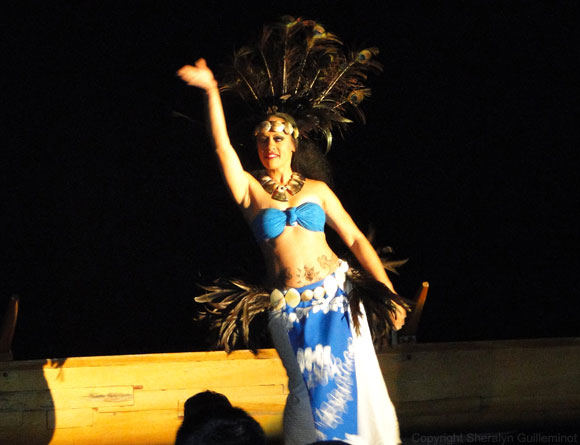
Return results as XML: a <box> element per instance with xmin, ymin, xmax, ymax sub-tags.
<box><xmin>292</xmin><ymin>138</ymin><xmax>334</xmax><ymax>187</ymax></box>
<box><xmin>175</xmin><ymin>391</ymin><xmax>266</xmax><ymax>445</ymax></box>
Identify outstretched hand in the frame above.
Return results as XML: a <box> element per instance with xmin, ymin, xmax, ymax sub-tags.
<box><xmin>177</xmin><ymin>58</ymin><xmax>218</xmax><ymax>92</ymax></box>
<box><xmin>389</xmin><ymin>301</ymin><xmax>407</xmax><ymax>331</ymax></box>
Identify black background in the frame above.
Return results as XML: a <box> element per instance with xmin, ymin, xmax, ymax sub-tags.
<box><xmin>3</xmin><ymin>1</ymin><xmax>579</xmax><ymax>359</ymax></box>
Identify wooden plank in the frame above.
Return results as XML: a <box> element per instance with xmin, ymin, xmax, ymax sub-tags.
<box><xmin>397</xmin><ymin>397</ymin><xmax>482</xmax><ymax>416</ymax></box>
<box><xmin>379</xmin><ymin>348</ymin><xmax>496</xmax><ymax>402</ymax></box>
<box><xmin>401</xmin><ymin>408</ymin><xmax>580</xmax><ymax>433</ymax></box>
<box><xmin>0</xmin><ymin>410</ymin><xmax>23</xmax><ymax>428</ymax></box>
<box><xmin>0</xmin><ymin>357</ymin><xmax>286</xmax><ymax>392</ymax></box>
<box><xmin>0</xmin><ymin>390</ymin><xmax>54</xmax><ymax>411</ymax></box>
<box><xmin>39</xmin><ymin>358</ymin><xmax>287</xmax><ymax>391</ymax></box>
<box><xmin>0</xmin><ymin>386</ymin><xmax>134</xmax><ymax>411</ymax></box>
<box><xmin>92</xmin><ymin>384</ymin><xmax>286</xmax><ymax>415</ymax></box>
<box><xmin>0</xmin><ymin>349</ymin><xmax>281</xmax><ymax>392</ymax></box>
<box><xmin>235</xmin><ymin>396</ymin><xmax>286</xmax><ymax>415</ymax></box>
<box><xmin>397</xmin><ymin>393</ymin><xmax>580</xmax><ymax>418</ymax></box>
<box><xmin>50</xmin><ymin>409</ymin><xmax>177</xmax><ymax>444</ymax></box>
<box><xmin>52</xmin><ymin>386</ymin><xmax>134</xmax><ymax>410</ymax></box>
<box><xmin>0</xmin><ymin>411</ymin><xmax>50</xmax><ymax>445</ymax></box>
<box><xmin>1</xmin><ymin>364</ymin><xmax>63</xmax><ymax>392</ymax></box>
<box><xmin>48</xmin><ymin>408</ymin><xmax>94</xmax><ymax>429</ymax></box>
<box><xmin>1</xmin><ymin>349</ymin><xmax>279</xmax><ymax>370</ymax></box>
<box><xmin>481</xmin><ymin>393</ymin><xmax>580</xmax><ymax>412</ymax></box>
<box><xmin>46</xmin><ymin>409</ymin><xmax>283</xmax><ymax>444</ymax></box>
<box><xmin>380</xmin><ymin>341</ymin><xmax>580</xmax><ymax>404</ymax></box>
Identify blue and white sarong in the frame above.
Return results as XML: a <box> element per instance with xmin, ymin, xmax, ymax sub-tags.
<box><xmin>269</xmin><ymin>261</ymin><xmax>400</xmax><ymax>445</ymax></box>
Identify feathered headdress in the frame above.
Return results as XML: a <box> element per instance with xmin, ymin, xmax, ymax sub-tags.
<box><xmin>220</xmin><ymin>16</ymin><xmax>383</xmax><ymax>152</ymax></box>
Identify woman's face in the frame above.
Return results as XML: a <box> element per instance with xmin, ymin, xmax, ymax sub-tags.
<box><xmin>255</xmin><ymin>117</ymin><xmax>296</xmax><ymax>171</ymax></box>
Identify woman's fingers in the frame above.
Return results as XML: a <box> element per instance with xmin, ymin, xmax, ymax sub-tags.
<box><xmin>177</xmin><ymin>60</ymin><xmax>216</xmax><ymax>90</ymax></box>
<box><xmin>178</xmin><ymin>65</ymin><xmax>204</xmax><ymax>86</ymax></box>
<box><xmin>195</xmin><ymin>58</ymin><xmax>207</xmax><ymax>68</ymax></box>
<box><xmin>390</xmin><ymin>302</ymin><xmax>407</xmax><ymax>331</ymax></box>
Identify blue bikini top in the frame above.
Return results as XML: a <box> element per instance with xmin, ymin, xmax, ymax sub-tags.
<box><xmin>251</xmin><ymin>202</ymin><xmax>326</xmax><ymax>241</ymax></box>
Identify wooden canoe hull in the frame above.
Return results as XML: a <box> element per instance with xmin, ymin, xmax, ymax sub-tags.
<box><xmin>1</xmin><ymin>338</ymin><xmax>579</xmax><ymax>444</ymax></box>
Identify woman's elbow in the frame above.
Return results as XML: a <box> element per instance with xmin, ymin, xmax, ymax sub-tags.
<box><xmin>344</xmin><ymin>232</ymin><xmax>366</xmax><ymax>252</ymax></box>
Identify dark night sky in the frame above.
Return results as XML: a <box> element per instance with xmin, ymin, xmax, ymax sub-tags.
<box><xmin>2</xmin><ymin>1</ymin><xmax>579</xmax><ymax>360</ymax></box>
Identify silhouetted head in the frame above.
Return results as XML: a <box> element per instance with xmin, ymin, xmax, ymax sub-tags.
<box><xmin>175</xmin><ymin>391</ymin><xmax>266</xmax><ymax>445</ymax></box>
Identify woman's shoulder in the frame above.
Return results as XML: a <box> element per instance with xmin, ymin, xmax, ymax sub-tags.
<box><xmin>304</xmin><ymin>177</ymin><xmax>330</xmax><ymax>191</ymax></box>
<box><xmin>301</xmin><ymin>178</ymin><xmax>339</xmax><ymax>212</ymax></box>
<box><xmin>304</xmin><ymin>177</ymin><xmax>337</xmax><ymax>201</ymax></box>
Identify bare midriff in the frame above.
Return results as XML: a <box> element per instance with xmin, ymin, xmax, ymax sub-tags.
<box><xmin>259</xmin><ymin>225</ymin><xmax>340</xmax><ymax>289</ymax></box>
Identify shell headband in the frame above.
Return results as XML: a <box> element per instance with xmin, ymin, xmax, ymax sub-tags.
<box><xmin>254</xmin><ymin>120</ymin><xmax>299</xmax><ymax>139</ymax></box>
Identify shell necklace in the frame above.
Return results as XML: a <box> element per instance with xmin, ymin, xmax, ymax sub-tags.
<box><xmin>259</xmin><ymin>171</ymin><xmax>305</xmax><ymax>202</ymax></box>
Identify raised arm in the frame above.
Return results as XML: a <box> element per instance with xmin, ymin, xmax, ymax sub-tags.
<box><xmin>321</xmin><ymin>184</ymin><xmax>407</xmax><ymax>329</ymax></box>
<box><xmin>177</xmin><ymin>59</ymin><xmax>251</xmax><ymax>207</ymax></box>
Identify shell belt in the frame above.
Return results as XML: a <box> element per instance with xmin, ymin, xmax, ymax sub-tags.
<box><xmin>269</xmin><ymin>260</ymin><xmax>349</xmax><ymax>310</ymax></box>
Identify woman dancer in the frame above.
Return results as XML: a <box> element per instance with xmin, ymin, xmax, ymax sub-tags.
<box><xmin>178</xmin><ymin>18</ymin><xmax>408</xmax><ymax>445</ymax></box>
